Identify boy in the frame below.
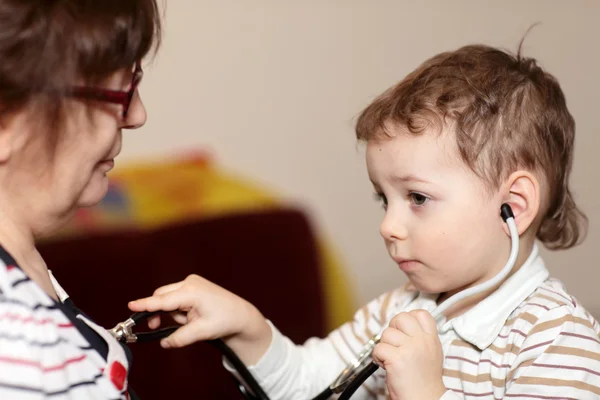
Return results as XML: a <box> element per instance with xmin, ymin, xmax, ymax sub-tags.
<box><xmin>129</xmin><ymin>43</ymin><xmax>600</xmax><ymax>399</ymax></box>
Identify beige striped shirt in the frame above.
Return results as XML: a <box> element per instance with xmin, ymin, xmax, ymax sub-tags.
<box><xmin>244</xmin><ymin>245</ymin><xmax>600</xmax><ymax>399</ymax></box>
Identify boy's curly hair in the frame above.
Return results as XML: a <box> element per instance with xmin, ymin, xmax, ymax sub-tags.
<box><xmin>356</xmin><ymin>40</ymin><xmax>587</xmax><ymax>250</ymax></box>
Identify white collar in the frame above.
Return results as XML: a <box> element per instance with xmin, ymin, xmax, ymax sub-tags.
<box><xmin>48</xmin><ymin>270</ymin><xmax>71</xmax><ymax>302</ymax></box>
<box><xmin>447</xmin><ymin>244</ymin><xmax>549</xmax><ymax>349</ymax></box>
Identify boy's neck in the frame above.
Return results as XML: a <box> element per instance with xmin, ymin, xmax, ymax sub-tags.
<box><xmin>436</xmin><ymin>239</ymin><xmax>536</xmax><ymax>321</ymax></box>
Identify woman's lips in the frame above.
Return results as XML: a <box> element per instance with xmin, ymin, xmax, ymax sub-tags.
<box><xmin>98</xmin><ymin>159</ymin><xmax>115</xmax><ymax>171</ymax></box>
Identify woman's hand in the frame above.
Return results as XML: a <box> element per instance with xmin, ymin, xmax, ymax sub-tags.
<box><xmin>128</xmin><ymin>274</ymin><xmax>272</xmax><ymax>365</ymax></box>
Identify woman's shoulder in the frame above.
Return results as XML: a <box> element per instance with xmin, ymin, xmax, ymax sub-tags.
<box><xmin>0</xmin><ymin>283</ymin><xmax>122</xmax><ymax>398</ymax></box>
<box><xmin>0</xmin><ymin>244</ymin><xmax>18</xmax><ymax>280</ymax></box>
<box><xmin>0</xmin><ymin>245</ymin><xmax>63</xmax><ymax>334</ymax></box>
<box><xmin>0</xmin><ymin>245</ymin><xmax>27</xmax><ymax>295</ymax></box>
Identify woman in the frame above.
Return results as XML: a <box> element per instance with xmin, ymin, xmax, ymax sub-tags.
<box><xmin>0</xmin><ymin>1</ymin><xmax>161</xmax><ymax>398</ymax></box>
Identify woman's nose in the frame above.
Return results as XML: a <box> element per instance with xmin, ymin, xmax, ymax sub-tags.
<box><xmin>122</xmin><ymin>90</ymin><xmax>147</xmax><ymax>130</ymax></box>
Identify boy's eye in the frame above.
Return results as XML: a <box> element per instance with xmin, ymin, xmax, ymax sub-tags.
<box><xmin>409</xmin><ymin>192</ymin><xmax>429</xmax><ymax>206</ymax></box>
<box><xmin>374</xmin><ymin>192</ymin><xmax>388</xmax><ymax>209</ymax></box>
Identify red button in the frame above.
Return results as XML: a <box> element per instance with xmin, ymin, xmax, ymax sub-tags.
<box><xmin>109</xmin><ymin>361</ymin><xmax>127</xmax><ymax>391</ymax></box>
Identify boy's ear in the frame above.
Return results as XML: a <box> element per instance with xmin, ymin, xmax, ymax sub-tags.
<box><xmin>500</xmin><ymin>171</ymin><xmax>541</xmax><ymax>237</ymax></box>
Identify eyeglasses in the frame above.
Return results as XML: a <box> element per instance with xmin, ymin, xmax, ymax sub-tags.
<box><xmin>70</xmin><ymin>62</ymin><xmax>143</xmax><ymax>118</ymax></box>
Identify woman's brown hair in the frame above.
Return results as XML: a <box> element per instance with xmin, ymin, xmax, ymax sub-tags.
<box><xmin>0</xmin><ymin>0</ymin><xmax>162</xmax><ymax>137</ymax></box>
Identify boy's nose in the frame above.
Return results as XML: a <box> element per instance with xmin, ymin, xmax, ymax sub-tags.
<box><xmin>379</xmin><ymin>211</ymin><xmax>408</xmax><ymax>242</ymax></box>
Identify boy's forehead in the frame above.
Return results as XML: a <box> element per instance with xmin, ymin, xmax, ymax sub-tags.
<box><xmin>366</xmin><ymin>125</ymin><xmax>464</xmax><ymax>175</ymax></box>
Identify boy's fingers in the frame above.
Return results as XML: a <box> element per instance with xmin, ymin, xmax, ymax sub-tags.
<box><xmin>153</xmin><ymin>281</ymin><xmax>184</xmax><ymax>296</ymax></box>
<box><xmin>389</xmin><ymin>312</ymin><xmax>422</xmax><ymax>337</ymax></box>
<box><xmin>161</xmin><ymin>320</ymin><xmax>213</xmax><ymax>349</ymax></box>
<box><xmin>371</xmin><ymin>342</ymin><xmax>397</xmax><ymax>368</ymax></box>
<box><xmin>128</xmin><ymin>291</ymin><xmax>189</xmax><ymax>313</ymax></box>
<box><xmin>379</xmin><ymin>327</ymin><xmax>407</xmax><ymax>347</ymax></box>
<box><xmin>148</xmin><ymin>315</ymin><xmax>161</xmax><ymax>330</ymax></box>
<box><xmin>127</xmin><ymin>282</ymin><xmax>187</xmax><ymax>312</ymax></box>
<box><xmin>170</xmin><ymin>312</ymin><xmax>188</xmax><ymax>325</ymax></box>
<box><xmin>410</xmin><ymin>310</ymin><xmax>437</xmax><ymax>335</ymax></box>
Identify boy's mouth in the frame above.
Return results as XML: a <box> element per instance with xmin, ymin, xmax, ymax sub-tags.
<box><xmin>393</xmin><ymin>257</ymin><xmax>420</xmax><ymax>272</ymax></box>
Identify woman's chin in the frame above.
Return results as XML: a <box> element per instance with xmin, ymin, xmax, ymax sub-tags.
<box><xmin>76</xmin><ymin>174</ymin><xmax>110</xmax><ymax>208</ymax></box>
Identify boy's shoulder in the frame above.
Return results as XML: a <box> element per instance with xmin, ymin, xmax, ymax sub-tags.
<box><xmin>510</xmin><ymin>277</ymin><xmax>598</xmax><ymax>329</ymax></box>
<box><xmin>486</xmin><ymin>277</ymin><xmax>600</xmax><ymax>398</ymax></box>
<box><xmin>500</xmin><ymin>276</ymin><xmax>600</xmax><ymax>348</ymax></box>
<box><xmin>355</xmin><ymin>283</ymin><xmax>436</xmax><ymax>331</ymax></box>
<box><xmin>359</xmin><ymin>277</ymin><xmax>600</xmax><ymax>344</ymax></box>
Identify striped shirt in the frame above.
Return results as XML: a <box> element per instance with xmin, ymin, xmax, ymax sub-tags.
<box><xmin>0</xmin><ymin>246</ymin><xmax>135</xmax><ymax>399</ymax></box>
<box><xmin>242</xmin><ymin>244</ymin><xmax>600</xmax><ymax>399</ymax></box>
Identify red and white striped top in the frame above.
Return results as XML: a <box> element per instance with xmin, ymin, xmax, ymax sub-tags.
<box><xmin>0</xmin><ymin>247</ymin><xmax>131</xmax><ymax>399</ymax></box>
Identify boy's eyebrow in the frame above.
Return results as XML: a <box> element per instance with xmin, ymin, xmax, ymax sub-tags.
<box><xmin>389</xmin><ymin>174</ymin><xmax>431</xmax><ymax>184</ymax></box>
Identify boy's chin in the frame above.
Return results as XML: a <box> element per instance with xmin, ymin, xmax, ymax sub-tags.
<box><xmin>407</xmin><ymin>278</ymin><xmax>449</xmax><ymax>295</ymax></box>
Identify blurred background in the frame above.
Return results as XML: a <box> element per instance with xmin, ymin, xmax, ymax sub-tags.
<box><xmin>137</xmin><ymin>0</ymin><xmax>599</xmax><ymax>313</ymax></box>
<box><xmin>38</xmin><ymin>1</ymin><xmax>600</xmax><ymax>398</ymax></box>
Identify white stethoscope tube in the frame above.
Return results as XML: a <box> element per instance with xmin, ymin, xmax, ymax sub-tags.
<box><xmin>432</xmin><ymin>204</ymin><xmax>519</xmax><ymax>319</ymax></box>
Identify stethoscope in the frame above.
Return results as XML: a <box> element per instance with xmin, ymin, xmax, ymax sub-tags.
<box><xmin>109</xmin><ymin>204</ymin><xmax>519</xmax><ymax>400</ymax></box>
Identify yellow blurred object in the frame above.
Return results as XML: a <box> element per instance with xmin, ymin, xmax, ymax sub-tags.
<box><xmin>317</xmin><ymin>240</ymin><xmax>357</xmax><ymax>330</ymax></box>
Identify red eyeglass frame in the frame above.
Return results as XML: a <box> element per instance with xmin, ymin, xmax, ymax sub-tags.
<box><xmin>70</xmin><ymin>62</ymin><xmax>143</xmax><ymax>118</ymax></box>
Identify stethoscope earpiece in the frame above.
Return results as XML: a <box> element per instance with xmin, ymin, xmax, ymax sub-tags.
<box><xmin>500</xmin><ymin>203</ymin><xmax>514</xmax><ymax>222</ymax></box>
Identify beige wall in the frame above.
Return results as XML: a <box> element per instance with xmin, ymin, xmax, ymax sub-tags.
<box><xmin>121</xmin><ymin>1</ymin><xmax>600</xmax><ymax>313</ymax></box>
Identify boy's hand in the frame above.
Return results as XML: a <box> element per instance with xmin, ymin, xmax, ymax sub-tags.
<box><xmin>372</xmin><ymin>310</ymin><xmax>446</xmax><ymax>400</ymax></box>
<box><xmin>128</xmin><ymin>274</ymin><xmax>272</xmax><ymax>365</ymax></box>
